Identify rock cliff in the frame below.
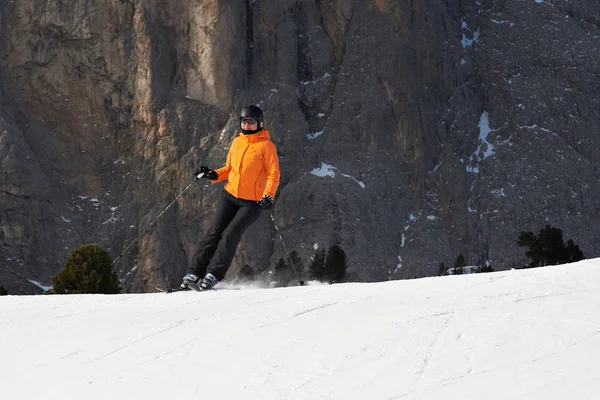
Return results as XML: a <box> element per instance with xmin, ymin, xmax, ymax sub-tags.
<box><xmin>1</xmin><ymin>0</ymin><xmax>599</xmax><ymax>293</ymax></box>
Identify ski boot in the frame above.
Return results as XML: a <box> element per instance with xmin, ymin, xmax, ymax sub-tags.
<box><xmin>180</xmin><ymin>273</ymin><xmax>199</xmax><ymax>290</ymax></box>
<box><xmin>190</xmin><ymin>273</ymin><xmax>218</xmax><ymax>291</ymax></box>
<box><xmin>199</xmin><ymin>273</ymin><xmax>218</xmax><ymax>290</ymax></box>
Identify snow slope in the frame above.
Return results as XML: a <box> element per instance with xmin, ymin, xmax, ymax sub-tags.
<box><xmin>1</xmin><ymin>259</ymin><xmax>599</xmax><ymax>399</ymax></box>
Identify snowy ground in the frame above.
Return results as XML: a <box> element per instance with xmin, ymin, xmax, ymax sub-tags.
<box><xmin>1</xmin><ymin>260</ymin><xmax>599</xmax><ymax>400</ymax></box>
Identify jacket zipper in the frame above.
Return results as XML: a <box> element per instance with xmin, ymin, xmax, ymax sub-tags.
<box><xmin>237</xmin><ymin>142</ymin><xmax>250</xmax><ymax>194</ymax></box>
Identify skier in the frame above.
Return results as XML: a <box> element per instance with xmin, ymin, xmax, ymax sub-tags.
<box><xmin>181</xmin><ymin>105</ymin><xmax>280</xmax><ymax>291</ymax></box>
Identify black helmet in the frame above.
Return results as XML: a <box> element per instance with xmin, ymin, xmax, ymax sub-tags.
<box><xmin>239</xmin><ymin>105</ymin><xmax>264</xmax><ymax>134</ymax></box>
<box><xmin>240</xmin><ymin>105</ymin><xmax>264</xmax><ymax>122</ymax></box>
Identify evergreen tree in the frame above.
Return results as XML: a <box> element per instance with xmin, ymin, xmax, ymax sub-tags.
<box><xmin>438</xmin><ymin>262</ymin><xmax>448</xmax><ymax>276</ymax></box>
<box><xmin>308</xmin><ymin>245</ymin><xmax>348</xmax><ymax>284</ymax></box>
<box><xmin>453</xmin><ymin>254</ymin><xmax>466</xmax><ymax>275</ymax></box>
<box><xmin>0</xmin><ymin>285</ymin><xmax>7</xmax><ymax>296</ymax></box>
<box><xmin>479</xmin><ymin>261</ymin><xmax>494</xmax><ymax>273</ymax></box>
<box><xmin>565</xmin><ymin>239</ymin><xmax>584</xmax><ymax>263</ymax></box>
<box><xmin>308</xmin><ymin>247</ymin><xmax>327</xmax><ymax>282</ymax></box>
<box><xmin>273</xmin><ymin>250</ymin><xmax>303</xmax><ymax>287</ymax></box>
<box><xmin>324</xmin><ymin>245</ymin><xmax>348</xmax><ymax>284</ymax></box>
<box><xmin>518</xmin><ymin>225</ymin><xmax>584</xmax><ymax>268</ymax></box>
<box><xmin>52</xmin><ymin>244</ymin><xmax>122</xmax><ymax>294</ymax></box>
<box><xmin>273</xmin><ymin>256</ymin><xmax>288</xmax><ymax>287</ymax></box>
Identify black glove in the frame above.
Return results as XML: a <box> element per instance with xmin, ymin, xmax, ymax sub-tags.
<box><xmin>258</xmin><ymin>195</ymin><xmax>274</xmax><ymax>210</ymax></box>
<box><xmin>195</xmin><ymin>166</ymin><xmax>218</xmax><ymax>180</ymax></box>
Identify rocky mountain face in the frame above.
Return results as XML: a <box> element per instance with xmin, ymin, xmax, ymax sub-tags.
<box><xmin>1</xmin><ymin>0</ymin><xmax>599</xmax><ymax>294</ymax></box>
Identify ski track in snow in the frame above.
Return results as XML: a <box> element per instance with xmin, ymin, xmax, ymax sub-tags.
<box><xmin>2</xmin><ymin>260</ymin><xmax>600</xmax><ymax>399</ymax></box>
<box><xmin>410</xmin><ymin>311</ymin><xmax>456</xmax><ymax>393</ymax></box>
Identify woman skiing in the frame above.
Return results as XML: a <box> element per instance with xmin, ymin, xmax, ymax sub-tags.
<box><xmin>181</xmin><ymin>105</ymin><xmax>280</xmax><ymax>290</ymax></box>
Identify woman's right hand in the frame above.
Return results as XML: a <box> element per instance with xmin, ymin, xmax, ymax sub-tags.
<box><xmin>196</xmin><ymin>166</ymin><xmax>218</xmax><ymax>180</ymax></box>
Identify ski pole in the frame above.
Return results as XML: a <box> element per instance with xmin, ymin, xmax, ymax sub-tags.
<box><xmin>113</xmin><ymin>173</ymin><xmax>204</xmax><ymax>265</ymax></box>
<box><xmin>268</xmin><ymin>212</ymin><xmax>305</xmax><ymax>286</ymax></box>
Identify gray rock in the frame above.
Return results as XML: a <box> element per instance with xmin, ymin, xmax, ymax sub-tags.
<box><xmin>0</xmin><ymin>0</ymin><xmax>598</xmax><ymax>293</ymax></box>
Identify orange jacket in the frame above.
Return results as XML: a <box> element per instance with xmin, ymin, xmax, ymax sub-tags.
<box><xmin>211</xmin><ymin>129</ymin><xmax>280</xmax><ymax>201</ymax></box>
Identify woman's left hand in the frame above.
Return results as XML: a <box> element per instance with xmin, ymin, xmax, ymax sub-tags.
<box><xmin>258</xmin><ymin>195</ymin><xmax>274</xmax><ymax>210</ymax></box>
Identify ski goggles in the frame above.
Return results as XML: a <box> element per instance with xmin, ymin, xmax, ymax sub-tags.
<box><xmin>240</xmin><ymin>118</ymin><xmax>258</xmax><ymax>125</ymax></box>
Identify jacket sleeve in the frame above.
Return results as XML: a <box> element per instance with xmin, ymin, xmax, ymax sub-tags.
<box><xmin>212</xmin><ymin>145</ymin><xmax>232</xmax><ymax>183</ymax></box>
<box><xmin>262</xmin><ymin>141</ymin><xmax>280</xmax><ymax>198</ymax></box>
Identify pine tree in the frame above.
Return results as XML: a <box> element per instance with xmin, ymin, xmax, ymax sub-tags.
<box><xmin>518</xmin><ymin>225</ymin><xmax>585</xmax><ymax>268</ymax></box>
<box><xmin>438</xmin><ymin>262</ymin><xmax>448</xmax><ymax>276</ymax></box>
<box><xmin>565</xmin><ymin>239</ymin><xmax>584</xmax><ymax>263</ymax></box>
<box><xmin>52</xmin><ymin>244</ymin><xmax>122</xmax><ymax>294</ymax></box>
<box><xmin>479</xmin><ymin>261</ymin><xmax>494</xmax><ymax>273</ymax></box>
<box><xmin>273</xmin><ymin>250</ymin><xmax>303</xmax><ymax>287</ymax></box>
<box><xmin>324</xmin><ymin>245</ymin><xmax>348</xmax><ymax>284</ymax></box>
<box><xmin>0</xmin><ymin>285</ymin><xmax>7</xmax><ymax>296</ymax></box>
<box><xmin>308</xmin><ymin>245</ymin><xmax>348</xmax><ymax>284</ymax></box>
<box><xmin>453</xmin><ymin>254</ymin><xmax>466</xmax><ymax>275</ymax></box>
<box><xmin>308</xmin><ymin>247</ymin><xmax>327</xmax><ymax>282</ymax></box>
<box><xmin>273</xmin><ymin>256</ymin><xmax>288</xmax><ymax>287</ymax></box>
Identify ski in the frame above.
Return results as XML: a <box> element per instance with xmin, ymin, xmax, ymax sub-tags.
<box><xmin>156</xmin><ymin>283</ymin><xmax>239</xmax><ymax>293</ymax></box>
<box><xmin>155</xmin><ymin>284</ymin><xmax>187</xmax><ymax>294</ymax></box>
<box><xmin>187</xmin><ymin>282</ymin><xmax>206</xmax><ymax>292</ymax></box>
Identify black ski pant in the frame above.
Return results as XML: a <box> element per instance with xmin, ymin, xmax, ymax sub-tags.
<box><xmin>190</xmin><ymin>190</ymin><xmax>262</xmax><ymax>281</ymax></box>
